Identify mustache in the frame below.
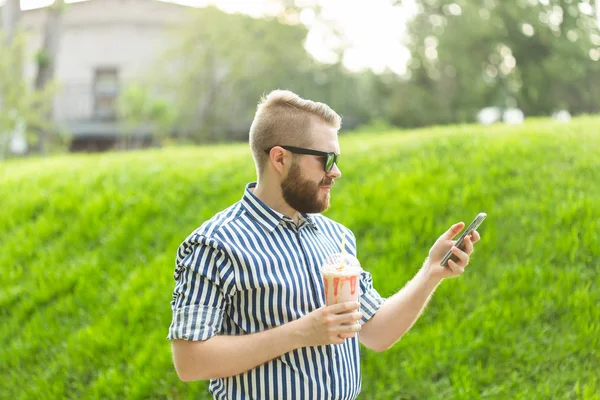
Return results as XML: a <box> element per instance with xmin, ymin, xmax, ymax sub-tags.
<box><xmin>320</xmin><ymin>178</ymin><xmax>335</xmax><ymax>186</ymax></box>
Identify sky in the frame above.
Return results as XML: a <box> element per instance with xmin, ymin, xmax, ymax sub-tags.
<box><xmin>15</xmin><ymin>0</ymin><xmax>416</xmax><ymax>75</ymax></box>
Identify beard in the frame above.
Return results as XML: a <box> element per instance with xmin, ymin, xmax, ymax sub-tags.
<box><xmin>281</xmin><ymin>161</ymin><xmax>334</xmax><ymax>214</ymax></box>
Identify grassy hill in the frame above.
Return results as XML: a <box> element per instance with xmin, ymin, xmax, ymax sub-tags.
<box><xmin>1</xmin><ymin>116</ymin><xmax>599</xmax><ymax>399</ymax></box>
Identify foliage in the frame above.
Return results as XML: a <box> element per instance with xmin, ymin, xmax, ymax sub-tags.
<box><xmin>396</xmin><ymin>0</ymin><xmax>600</xmax><ymax>125</ymax></box>
<box><xmin>117</xmin><ymin>83</ymin><xmax>178</xmax><ymax>147</ymax></box>
<box><xmin>1</xmin><ymin>116</ymin><xmax>599</xmax><ymax>399</ymax></box>
<box><xmin>0</xmin><ymin>30</ymin><xmax>58</xmax><ymax>159</ymax></box>
<box><xmin>140</xmin><ymin>0</ymin><xmax>600</xmax><ymax>142</ymax></box>
<box><xmin>152</xmin><ymin>5</ymin><xmax>312</xmax><ymax>141</ymax></box>
<box><xmin>149</xmin><ymin>5</ymin><xmax>387</xmax><ymax>142</ymax></box>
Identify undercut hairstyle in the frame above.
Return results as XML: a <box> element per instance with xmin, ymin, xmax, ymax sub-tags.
<box><xmin>249</xmin><ymin>89</ymin><xmax>341</xmax><ymax>176</ymax></box>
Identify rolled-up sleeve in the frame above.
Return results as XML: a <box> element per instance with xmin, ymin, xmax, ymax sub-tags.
<box><xmin>358</xmin><ymin>270</ymin><xmax>385</xmax><ymax>325</ymax></box>
<box><xmin>167</xmin><ymin>234</ymin><xmax>236</xmax><ymax>341</ymax></box>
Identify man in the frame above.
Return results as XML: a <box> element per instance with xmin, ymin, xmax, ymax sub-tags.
<box><xmin>168</xmin><ymin>90</ymin><xmax>480</xmax><ymax>399</ymax></box>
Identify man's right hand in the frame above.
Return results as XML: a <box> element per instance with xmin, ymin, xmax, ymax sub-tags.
<box><xmin>292</xmin><ymin>301</ymin><xmax>362</xmax><ymax>347</ymax></box>
<box><xmin>172</xmin><ymin>301</ymin><xmax>363</xmax><ymax>381</ymax></box>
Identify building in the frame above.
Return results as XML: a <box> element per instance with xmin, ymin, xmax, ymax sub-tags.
<box><xmin>19</xmin><ymin>0</ymin><xmax>191</xmax><ymax>151</ymax></box>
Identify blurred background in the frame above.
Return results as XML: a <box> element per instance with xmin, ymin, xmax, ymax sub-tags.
<box><xmin>1</xmin><ymin>0</ymin><xmax>599</xmax><ymax>157</ymax></box>
<box><xmin>2</xmin><ymin>1</ymin><xmax>600</xmax><ymax>399</ymax></box>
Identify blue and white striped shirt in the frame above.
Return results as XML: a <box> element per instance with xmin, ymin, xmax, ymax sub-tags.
<box><xmin>168</xmin><ymin>182</ymin><xmax>385</xmax><ymax>400</ymax></box>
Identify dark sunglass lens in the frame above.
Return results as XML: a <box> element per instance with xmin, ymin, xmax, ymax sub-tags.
<box><xmin>326</xmin><ymin>155</ymin><xmax>335</xmax><ymax>172</ymax></box>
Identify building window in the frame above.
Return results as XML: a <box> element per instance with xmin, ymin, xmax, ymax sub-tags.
<box><xmin>93</xmin><ymin>68</ymin><xmax>119</xmax><ymax>120</ymax></box>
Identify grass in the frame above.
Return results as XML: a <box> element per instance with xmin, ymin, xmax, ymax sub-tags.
<box><xmin>1</xmin><ymin>116</ymin><xmax>599</xmax><ymax>399</ymax></box>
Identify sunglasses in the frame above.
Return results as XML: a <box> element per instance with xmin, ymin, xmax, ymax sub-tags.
<box><xmin>264</xmin><ymin>145</ymin><xmax>340</xmax><ymax>173</ymax></box>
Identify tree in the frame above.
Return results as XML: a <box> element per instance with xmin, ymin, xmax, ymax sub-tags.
<box><xmin>152</xmin><ymin>6</ymin><xmax>318</xmax><ymax>141</ymax></box>
<box><xmin>147</xmin><ymin>4</ymin><xmax>385</xmax><ymax>142</ymax></box>
<box><xmin>397</xmin><ymin>0</ymin><xmax>600</xmax><ymax>125</ymax></box>
<box><xmin>117</xmin><ymin>83</ymin><xmax>177</xmax><ymax>148</ymax></box>
<box><xmin>0</xmin><ymin>31</ymin><xmax>56</xmax><ymax>160</ymax></box>
<box><xmin>33</xmin><ymin>0</ymin><xmax>66</xmax><ymax>154</ymax></box>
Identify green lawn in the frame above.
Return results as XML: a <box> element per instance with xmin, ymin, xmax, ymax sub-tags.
<box><xmin>1</xmin><ymin>116</ymin><xmax>599</xmax><ymax>399</ymax></box>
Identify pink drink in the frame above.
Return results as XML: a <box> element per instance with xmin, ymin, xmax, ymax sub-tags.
<box><xmin>321</xmin><ymin>253</ymin><xmax>362</xmax><ymax>306</ymax></box>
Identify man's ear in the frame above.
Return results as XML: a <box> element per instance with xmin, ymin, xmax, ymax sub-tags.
<box><xmin>267</xmin><ymin>146</ymin><xmax>289</xmax><ymax>174</ymax></box>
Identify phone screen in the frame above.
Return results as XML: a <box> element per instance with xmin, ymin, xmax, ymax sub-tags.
<box><xmin>440</xmin><ymin>212</ymin><xmax>486</xmax><ymax>267</ymax></box>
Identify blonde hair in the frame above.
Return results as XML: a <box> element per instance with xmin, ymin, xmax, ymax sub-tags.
<box><xmin>249</xmin><ymin>89</ymin><xmax>341</xmax><ymax>176</ymax></box>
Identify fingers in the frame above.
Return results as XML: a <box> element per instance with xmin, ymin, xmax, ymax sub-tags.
<box><xmin>332</xmin><ymin>311</ymin><xmax>362</xmax><ymax>324</ymax></box>
<box><xmin>338</xmin><ymin>323</ymin><xmax>362</xmax><ymax>338</ymax></box>
<box><xmin>338</xmin><ymin>334</ymin><xmax>355</xmax><ymax>340</ymax></box>
<box><xmin>451</xmin><ymin>245</ymin><xmax>469</xmax><ymax>266</ymax></box>
<box><xmin>327</xmin><ymin>301</ymin><xmax>360</xmax><ymax>314</ymax></box>
<box><xmin>463</xmin><ymin>235</ymin><xmax>474</xmax><ymax>254</ymax></box>
<box><xmin>447</xmin><ymin>259</ymin><xmax>465</xmax><ymax>274</ymax></box>
<box><xmin>311</xmin><ymin>301</ymin><xmax>363</xmax><ymax>346</ymax></box>
<box><xmin>322</xmin><ymin>306</ymin><xmax>361</xmax><ymax>325</ymax></box>
<box><xmin>325</xmin><ymin>311</ymin><xmax>362</xmax><ymax>342</ymax></box>
<box><xmin>441</xmin><ymin>222</ymin><xmax>464</xmax><ymax>240</ymax></box>
<box><xmin>471</xmin><ymin>230</ymin><xmax>481</xmax><ymax>243</ymax></box>
<box><xmin>323</xmin><ymin>311</ymin><xmax>362</xmax><ymax>328</ymax></box>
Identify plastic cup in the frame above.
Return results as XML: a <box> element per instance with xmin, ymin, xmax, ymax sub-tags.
<box><xmin>321</xmin><ymin>253</ymin><xmax>362</xmax><ymax>306</ymax></box>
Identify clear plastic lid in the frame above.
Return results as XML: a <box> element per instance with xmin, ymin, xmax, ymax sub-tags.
<box><xmin>321</xmin><ymin>253</ymin><xmax>362</xmax><ymax>275</ymax></box>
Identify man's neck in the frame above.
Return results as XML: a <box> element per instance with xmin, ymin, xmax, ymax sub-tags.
<box><xmin>252</xmin><ymin>182</ymin><xmax>301</xmax><ymax>225</ymax></box>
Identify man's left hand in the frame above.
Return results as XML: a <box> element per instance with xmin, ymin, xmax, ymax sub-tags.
<box><xmin>424</xmin><ymin>222</ymin><xmax>481</xmax><ymax>280</ymax></box>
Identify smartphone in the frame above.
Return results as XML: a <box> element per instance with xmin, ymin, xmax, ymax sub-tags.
<box><xmin>440</xmin><ymin>212</ymin><xmax>487</xmax><ymax>268</ymax></box>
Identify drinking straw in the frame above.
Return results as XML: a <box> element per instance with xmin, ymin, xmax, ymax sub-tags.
<box><xmin>338</xmin><ymin>232</ymin><xmax>346</xmax><ymax>270</ymax></box>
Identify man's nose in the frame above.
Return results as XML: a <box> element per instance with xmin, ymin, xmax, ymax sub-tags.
<box><xmin>328</xmin><ymin>163</ymin><xmax>342</xmax><ymax>179</ymax></box>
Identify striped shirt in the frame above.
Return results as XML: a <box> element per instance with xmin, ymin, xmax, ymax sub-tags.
<box><xmin>168</xmin><ymin>182</ymin><xmax>386</xmax><ymax>400</ymax></box>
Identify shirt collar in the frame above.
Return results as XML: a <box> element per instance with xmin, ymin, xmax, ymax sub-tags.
<box><xmin>241</xmin><ymin>182</ymin><xmax>318</xmax><ymax>233</ymax></box>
